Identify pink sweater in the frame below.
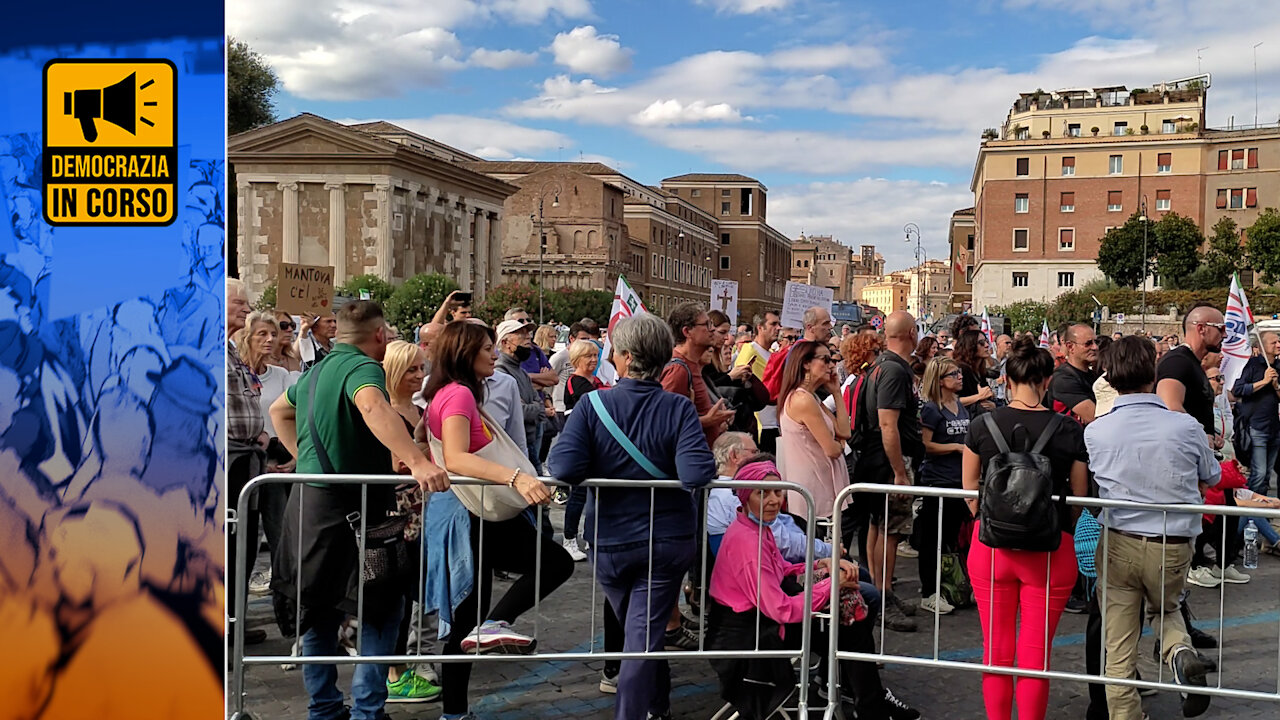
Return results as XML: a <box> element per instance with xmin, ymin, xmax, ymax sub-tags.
<box><xmin>709</xmin><ymin>513</ymin><xmax>832</xmax><ymax>630</ymax></box>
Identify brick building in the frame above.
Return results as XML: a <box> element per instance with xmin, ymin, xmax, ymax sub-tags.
<box><xmin>789</xmin><ymin>234</ymin><xmax>884</xmax><ymax>303</ymax></box>
<box><xmin>228</xmin><ymin>114</ymin><xmax>516</xmax><ymax>300</ymax></box>
<box><xmin>968</xmin><ymin>81</ymin><xmax>1280</xmax><ymax>309</ymax></box>
<box><xmin>948</xmin><ymin>208</ymin><xmax>975</xmax><ymax>312</ymax></box>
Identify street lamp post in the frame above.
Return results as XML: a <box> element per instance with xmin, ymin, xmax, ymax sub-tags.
<box><xmin>904</xmin><ymin>223</ymin><xmax>925</xmax><ymax>321</ymax></box>
<box><xmin>536</xmin><ymin>182</ymin><xmax>562</xmax><ymax>325</ymax></box>
<box><xmin>1140</xmin><ymin>195</ymin><xmax>1149</xmax><ymax>333</ymax></box>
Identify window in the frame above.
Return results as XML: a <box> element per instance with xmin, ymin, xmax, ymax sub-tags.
<box><xmin>1060</xmin><ymin>191</ymin><xmax>1074</xmax><ymax>212</ymax></box>
<box><xmin>1248</xmin><ymin>148</ymin><xmax>1260</xmax><ymax>169</ymax></box>
<box><xmin>740</xmin><ymin>188</ymin><xmax>752</xmax><ymax>215</ymax></box>
<box><xmin>1012</xmin><ymin>272</ymin><xmax>1029</xmax><ymax>287</ymax></box>
<box><xmin>1058</xmin><ymin>272</ymin><xmax>1075</xmax><ymax>288</ymax></box>
<box><xmin>720</xmin><ymin>232</ymin><xmax>730</xmax><ymax>245</ymax></box>
<box><xmin>1162</xmin><ymin>119</ymin><xmax>1176</xmax><ymax>134</ymax></box>
<box><xmin>1218</xmin><ymin>150</ymin><xmax>1229</xmax><ymax>171</ymax></box>
<box><xmin>1113</xmin><ymin>121</ymin><xmax>1128</xmax><ymax>136</ymax></box>
<box><xmin>965</xmin><ymin>265</ymin><xmax>974</xmax><ymax>283</ymax></box>
<box><xmin>1247</xmin><ymin>188</ymin><xmax>1258</xmax><ymax>208</ymax></box>
<box><xmin>1232</xmin><ymin>149</ymin><xmax>1245</xmax><ymax>170</ymax></box>
<box><xmin>1013</xmin><ymin>228</ymin><xmax>1029</xmax><ymax>251</ymax></box>
<box><xmin>720</xmin><ymin>256</ymin><xmax>730</xmax><ymax>270</ymax></box>
<box><xmin>1067</xmin><ymin>123</ymin><xmax>1081</xmax><ymax>137</ymax></box>
<box><xmin>1156</xmin><ymin>189</ymin><xmax>1171</xmax><ymax>211</ymax></box>
<box><xmin>720</xmin><ymin>202</ymin><xmax>730</xmax><ymax>215</ymax></box>
<box><xmin>1061</xmin><ymin>156</ymin><xmax>1075</xmax><ymax>176</ymax></box>
<box><xmin>1217</xmin><ymin>189</ymin><xmax>1228</xmax><ymax>208</ymax></box>
<box><xmin>1016</xmin><ymin>126</ymin><xmax>1030</xmax><ymax>140</ymax></box>
<box><xmin>691</xmin><ymin>189</ymin><xmax>701</xmax><ymax>197</ymax></box>
<box><xmin>1059</xmin><ymin>228</ymin><xmax>1074</xmax><ymax>251</ymax></box>
<box><xmin>393</xmin><ymin>212</ymin><xmax>404</xmax><ymax>231</ymax></box>
<box><xmin>1014</xmin><ymin>193</ymin><xmax>1029</xmax><ymax>213</ymax></box>
<box><xmin>966</xmin><ymin>233</ymin><xmax>975</xmax><ymax>251</ymax></box>
<box><xmin>1157</xmin><ymin>152</ymin><xmax>1172</xmax><ymax>173</ymax></box>
<box><xmin>1108</xmin><ymin>190</ymin><xmax>1123</xmax><ymax>212</ymax></box>
<box><xmin>721</xmin><ymin>189</ymin><xmax>731</xmax><ymax>196</ymax></box>
<box><xmin>1230</xmin><ymin>188</ymin><xmax>1244</xmax><ymax>209</ymax></box>
<box><xmin>1016</xmin><ymin>157</ymin><xmax>1029</xmax><ymax>176</ymax></box>
<box><xmin>1109</xmin><ymin>154</ymin><xmax>1123</xmax><ymax>174</ymax></box>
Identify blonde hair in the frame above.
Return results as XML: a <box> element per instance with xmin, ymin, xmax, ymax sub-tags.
<box><xmin>568</xmin><ymin>339</ymin><xmax>599</xmax><ymax>370</ymax></box>
<box><xmin>922</xmin><ymin>356</ymin><xmax>958</xmax><ymax>406</ymax></box>
<box><xmin>272</xmin><ymin>310</ymin><xmax>299</xmax><ymax>359</ymax></box>
<box><xmin>382</xmin><ymin>340</ymin><xmax>424</xmax><ymax>405</ymax></box>
<box><xmin>237</xmin><ymin>311</ymin><xmax>279</xmax><ymax>371</ymax></box>
<box><xmin>534</xmin><ymin>325</ymin><xmax>557</xmax><ymax>352</ymax></box>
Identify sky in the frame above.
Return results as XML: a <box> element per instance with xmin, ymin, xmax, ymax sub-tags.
<box><xmin>228</xmin><ymin>0</ymin><xmax>1279</xmax><ymax>273</ymax></box>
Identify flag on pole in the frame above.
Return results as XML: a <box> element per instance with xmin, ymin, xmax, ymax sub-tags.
<box><xmin>980</xmin><ymin>308</ymin><xmax>994</xmax><ymax>345</ymax></box>
<box><xmin>597</xmin><ymin>275</ymin><xmax>647</xmax><ymax>386</ymax></box>
<box><xmin>954</xmin><ymin>247</ymin><xmax>966</xmax><ymax>276</ymax></box>
<box><xmin>1039</xmin><ymin>320</ymin><xmax>1051</xmax><ymax>349</ymax></box>
<box><xmin>1221</xmin><ymin>272</ymin><xmax>1255</xmax><ymax>392</ymax></box>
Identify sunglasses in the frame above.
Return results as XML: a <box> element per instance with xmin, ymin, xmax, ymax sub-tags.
<box><xmin>1195</xmin><ymin>322</ymin><xmax>1226</xmax><ymax>331</ymax></box>
<box><xmin>278</xmin><ymin>321</ymin><xmax>295</xmax><ymax>330</ymax></box>
<box><xmin>781</xmin><ymin>335</ymin><xmax>799</xmax><ymax>341</ymax></box>
<box><xmin>813</xmin><ymin>354</ymin><xmax>832</xmax><ymax>363</ymax></box>
<box><xmin>1207</xmin><ymin>374</ymin><xmax>1223</xmax><ymax>381</ymax></box>
<box><xmin>944</xmin><ymin>370</ymin><xmax>963</xmax><ymax>379</ymax></box>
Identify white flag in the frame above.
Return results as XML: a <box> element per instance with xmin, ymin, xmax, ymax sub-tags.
<box><xmin>980</xmin><ymin>309</ymin><xmax>994</xmax><ymax>346</ymax></box>
<box><xmin>1039</xmin><ymin>320</ymin><xmax>1051</xmax><ymax>349</ymax></box>
<box><xmin>1221</xmin><ymin>273</ymin><xmax>1255</xmax><ymax>392</ymax></box>
<box><xmin>597</xmin><ymin>276</ymin><xmax>648</xmax><ymax>386</ymax></box>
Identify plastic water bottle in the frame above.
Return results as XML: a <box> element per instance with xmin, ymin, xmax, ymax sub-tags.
<box><xmin>1243</xmin><ymin>521</ymin><xmax>1260</xmax><ymax>570</ymax></box>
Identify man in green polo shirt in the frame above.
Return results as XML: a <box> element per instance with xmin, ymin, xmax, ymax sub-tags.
<box><xmin>270</xmin><ymin>300</ymin><xmax>447</xmax><ymax>720</ymax></box>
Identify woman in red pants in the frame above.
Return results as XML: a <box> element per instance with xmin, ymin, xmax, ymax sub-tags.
<box><xmin>961</xmin><ymin>336</ymin><xmax>1089</xmax><ymax>720</ymax></box>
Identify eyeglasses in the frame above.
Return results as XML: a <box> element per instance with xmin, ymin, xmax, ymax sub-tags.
<box><xmin>944</xmin><ymin>370</ymin><xmax>964</xmax><ymax>379</ymax></box>
<box><xmin>1195</xmin><ymin>322</ymin><xmax>1226</xmax><ymax>331</ymax></box>
<box><xmin>813</xmin><ymin>355</ymin><xmax>832</xmax><ymax>364</ymax></box>
<box><xmin>781</xmin><ymin>335</ymin><xmax>799</xmax><ymax>341</ymax></box>
<box><xmin>1069</xmin><ymin>339</ymin><xmax>1098</xmax><ymax>347</ymax></box>
<box><xmin>1207</xmin><ymin>374</ymin><xmax>1223</xmax><ymax>382</ymax></box>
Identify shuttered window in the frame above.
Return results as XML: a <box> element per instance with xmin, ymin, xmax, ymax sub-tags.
<box><xmin>1247</xmin><ymin>188</ymin><xmax>1258</xmax><ymax>208</ymax></box>
<box><xmin>1157</xmin><ymin>152</ymin><xmax>1172</xmax><ymax>172</ymax></box>
<box><xmin>1219</xmin><ymin>150</ymin><xmax>1229</xmax><ymax>170</ymax></box>
<box><xmin>1060</xmin><ymin>192</ymin><xmax>1074</xmax><ymax>212</ymax></box>
<box><xmin>1216</xmin><ymin>189</ymin><xmax>1228</xmax><ymax>208</ymax></box>
<box><xmin>1248</xmin><ymin>148</ymin><xmax>1259</xmax><ymax>169</ymax></box>
<box><xmin>1107</xmin><ymin>191</ymin><xmax>1122</xmax><ymax>211</ymax></box>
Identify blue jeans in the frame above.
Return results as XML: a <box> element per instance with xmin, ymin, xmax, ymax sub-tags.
<box><xmin>1240</xmin><ymin>515</ymin><xmax>1280</xmax><ymax>546</ymax></box>
<box><xmin>1248</xmin><ymin>428</ymin><xmax>1279</xmax><ymax>495</ymax></box>
<box><xmin>527</xmin><ymin>422</ymin><xmax>544</xmax><ymax>471</ymax></box>
<box><xmin>594</xmin><ymin>539</ymin><xmax>696</xmax><ymax>720</ymax></box>
<box><xmin>301</xmin><ymin>601</ymin><xmax>403</xmax><ymax>720</ymax></box>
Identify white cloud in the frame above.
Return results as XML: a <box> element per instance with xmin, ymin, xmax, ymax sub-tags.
<box><xmin>769</xmin><ymin>43</ymin><xmax>885</xmax><ymax>71</ymax></box>
<box><xmin>486</xmin><ymin>0</ymin><xmax>594</xmax><ymax>23</ymax></box>
<box><xmin>269</xmin><ymin>28</ymin><xmax>465</xmax><ymax>100</ymax></box>
<box><xmin>550</xmin><ymin>25</ymin><xmax>633</xmax><ymax>76</ymax></box>
<box><xmin>468</xmin><ymin>48</ymin><xmax>539</xmax><ymax>69</ymax></box>
<box><xmin>343</xmin><ymin>115</ymin><xmax>573</xmax><ymax>160</ymax></box>
<box><xmin>769</xmin><ymin>179</ymin><xmax>972</xmax><ymax>270</ymax></box>
<box><xmin>696</xmin><ymin>0</ymin><xmax>792</xmax><ymax>14</ymax></box>
<box><xmin>631</xmin><ymin>99</ymin><xmax>747</xmax><ymax>126</ymax></box>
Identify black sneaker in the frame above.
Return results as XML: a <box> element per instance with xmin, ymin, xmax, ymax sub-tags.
<box><xmin>1063</xmin><ymin>593</ymin><xmax>1088</xmax><ymax>614</ymax></box>
<box><xmin>882</xmin><ymin>602</ymin><xmax>917</xmax><ymax>633</ymax></box>
<box><xmin>663</xmin><ymin>624</ymin><xmax>699</xmax><ymax>651</ymax></box>
<box><xmin>1169</xmin><ymin>646</ymin><xmax>1210</xmax><ymax>717</ymax></box>
<box><xmin>1188</xmin><ymin>626</ymin><xmax>1217</xmax><ymax>649</ymax></box>
<box><xmin>882</xmin><ymin>688</ymin><xmax>921</xmax><ymax>720</ymax></box>
<box><xmin>887</xmin><ymin>591</ymin><xmax>917</xmax><ymax>618</ymax></box>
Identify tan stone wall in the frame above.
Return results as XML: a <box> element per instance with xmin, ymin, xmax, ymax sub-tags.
<box><xmin>298</xmin><ymin>184</ymin><xmax>330</xmax><ymax>267</ymax></box>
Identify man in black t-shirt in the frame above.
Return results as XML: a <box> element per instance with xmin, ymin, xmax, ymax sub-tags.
<box><xmin>1156</xmin><ymin>306</ymin><xmax>1224</xmax><ymax>445</ymax></box>
<box><xmin>1049</xmin><ymin>323</ymin><xmax>1099</xmax><ymax>425</ymax></box>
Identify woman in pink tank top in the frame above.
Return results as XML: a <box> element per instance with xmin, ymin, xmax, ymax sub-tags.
<box><xmin>777</xmin><ymin>340</ymin><xmax>851</xmax><ymax>522</ymax></box>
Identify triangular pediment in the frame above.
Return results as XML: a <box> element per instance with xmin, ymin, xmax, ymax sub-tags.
<box><xmin>229</xmin><ymin>113</ymin><xmax>395</xmax><ymax>157</ymax></box>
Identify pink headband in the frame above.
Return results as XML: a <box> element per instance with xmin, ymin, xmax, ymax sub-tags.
<box><xmin>733</xmin><ymin>460</ymin><xmax>781</xmax><ymax>507</ymax></box>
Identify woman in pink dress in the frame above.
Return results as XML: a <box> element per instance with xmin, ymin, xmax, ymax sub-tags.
<box><xmin>777</xmin><ymin>340</ymin><xmax>850</xmax><ymax>524</ymax></box>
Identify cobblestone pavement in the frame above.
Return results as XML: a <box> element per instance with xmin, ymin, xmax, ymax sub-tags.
<box><xmin>231</xmin><ymin>507</ymin><xmax>1280</xmax><ymax>719</ymax></box>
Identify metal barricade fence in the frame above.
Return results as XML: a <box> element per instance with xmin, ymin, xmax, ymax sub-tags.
<box><xmin>826</xmin><ymin>482</ymin><xmax>1280</xmax><ymax>719</ymax></box>
<box><xmin>229</xmin><ymin>473</ymin><xmax>828</xmax><ymax>720</ymax></box>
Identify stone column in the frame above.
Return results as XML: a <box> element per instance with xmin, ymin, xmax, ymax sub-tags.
<box><xmin>459</xmin><ymin>203</ymin><xmax>476</xmax><ymax>293</ymax></box>
<box><xmin>375</xmin><ymin>183</ymin><xmax>392</xmax><ymax>280</ymax></box>
<box><xmin>278</xmin><ymin>181</ymin><xmax>299</xmax><ymax>264</ymax></box>
<box><xmin>488</xmin><ymin>212</ymin><xmax>504</xmax><ymax>290</ymax></box>
<box><xmin>404</xmin><ymin>182</ymin><xmax>421</xmax><ymax>277</ymax></box>
<box><xmin>236</xmin><ymin>179</ymin><xmax>253</xmax><ymax>283</ymax></box>
<box><xmin>474</xmin><ymin>210</ymin><xmax>491</xmax><ymax>301</ymax></box>
<box><xmin>445</xmin><ymin>193</ymin><xmax>460</xmax><ymax>278</ymax></box>
<box><xmin>325</xmin><ymin>181</ymin><xmax>346</xmax><ymax>283</ymax></box>
<box><xmin>427</xmin><ymin>188</ymin><xmax>442</xmax><ymax>260</ymax></box>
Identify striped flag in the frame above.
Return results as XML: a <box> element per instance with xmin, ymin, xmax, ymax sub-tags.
<box><xmin>1221</xmin><ymin>273</ymin><xmax>1255</xmax><ymax>392</ymax></box>
<box><xmin>980</xmin><ymin>308</ymin><xmax>994</xmax><ymax>345</ymax></box>
<box><xmin>1039</xmin><ymin>320</ymin><xmax>1051</xmax><ymax>349</ymax></box>
<box><xmin>598</xmin><ymin>276</ymin><xmax>648</xmax><ymax>385</ymax></box>
<box><xmin>954</xmin><ymin>247</ymin><xmax>966</xmax><ymax>275</ymax></box>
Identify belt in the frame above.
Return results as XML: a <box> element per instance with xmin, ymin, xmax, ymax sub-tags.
<box><xmin>1107</xmin><ymin>527</ymin><xmax>1192</xmax><ymax>545</ymax></box>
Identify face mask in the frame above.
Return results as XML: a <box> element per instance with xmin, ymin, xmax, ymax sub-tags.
<box><xmin>514</xmin><ymin>345</ymin><xmax>532</xmax><ymax>361</ymax></box>
<box><xmin>746</xmin><ymin>509</ymin><xmax>775</xmax><ymax>526</ymax></box>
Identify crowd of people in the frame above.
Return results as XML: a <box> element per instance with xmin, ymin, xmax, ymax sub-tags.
<box><xmin>226</xmin><ymin>280</ymin><xmax>1278</xmax><ymax>720</ymax></box>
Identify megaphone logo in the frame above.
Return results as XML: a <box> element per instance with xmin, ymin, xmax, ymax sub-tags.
<box><xmin>63</xmin><ymin>72</ymin><xmax>160</xmax><ymax>143</ymax></box>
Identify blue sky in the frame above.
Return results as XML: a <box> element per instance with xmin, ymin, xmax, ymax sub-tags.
<box><xmin>229</xmin><ymin>0</ymin><xmax>1278</xmax><ymax>271</ymax></box>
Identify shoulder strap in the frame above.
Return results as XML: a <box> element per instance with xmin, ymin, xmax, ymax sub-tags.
<box><xmin>665</xmin><ymin>357</ymin><xmax>695</xmax><ymax>400</ymax></box>
<box><xmin>1031</xmin><ymin>412</ymin><xmax>1063</xmax><ymax>455</ymax></box>
<box><xmin>981</xmin><ymin>412</ymin><xmax>1011</xmax><ymax>455</ymax></box>
<box><xmin>306</xmin><ymin>367</ymin><xmax>336</xmax><ymax>474</ymax></box>
<box><xmin>587</xmin><ymin>391</ymin><xmax>664</xmax><ymax>479</ymax></box>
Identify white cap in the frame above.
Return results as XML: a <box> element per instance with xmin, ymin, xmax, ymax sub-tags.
<box><xmin>495</xmin><ymin>318</ymin><xmax>533</xmax><ymax>341</ymax></box>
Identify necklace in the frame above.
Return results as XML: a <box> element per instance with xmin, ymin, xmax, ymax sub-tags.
<box><xmin>1010</xmin><ymin>398</ymin><xmax>1044</xmax><ymax>410</ymax></box>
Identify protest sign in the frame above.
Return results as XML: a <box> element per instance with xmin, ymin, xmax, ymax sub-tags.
<box><xmin>277</xmin><ymin>262</ymin><xmax>335</xmax><ymax>316</ymax></box>
<box><xmin>710</xmin><ymin>279</ymin><xmax>739</xmax><ymax>323</ymax></box>
<box><xmin>781</xmin><ymin>281</ymin><xmax>833</xmax><ymax>328</ymax></box>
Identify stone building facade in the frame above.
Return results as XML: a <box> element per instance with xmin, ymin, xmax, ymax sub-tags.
<box><xmin>228</xmin><ymin>114</ymin><xmax>516</xmax><ymax>300</ymax></box>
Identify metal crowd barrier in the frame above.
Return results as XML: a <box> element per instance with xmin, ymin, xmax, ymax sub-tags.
<box><xmin>826</xmin><ymin>482</ymin><xmax>1280</xmax><ymax>719</ymax></box>
<box><xmin>228</xmin><ymin>473</ymin><xmax>825</xmax><ymax>720</ymax></box>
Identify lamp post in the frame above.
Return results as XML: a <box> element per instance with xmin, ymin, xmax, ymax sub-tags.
<box><xmin>1139</xmin><ymin>195</ymin><xmax>1149</xmax><ymax>332</ymax></box>
<box><xmin>536</xmin><ymin>182</ymin><xmax>562</xmax><ymax>325</ymax></box>
<box><xmin>904</xmin><ymin>223</ymin><xmax>925</xmax><ymax>321</ymax></box>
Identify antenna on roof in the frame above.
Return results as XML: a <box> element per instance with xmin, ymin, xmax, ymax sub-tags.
<box><xmin>1196</xmin><ymin>47</ymin><xmax>1208</xmax><ymax>74</ymax></box>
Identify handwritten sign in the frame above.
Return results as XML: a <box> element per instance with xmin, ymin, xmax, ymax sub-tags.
<box><xmin>277</xmin><ymin>262</ymin><xmax>335</xmax><ymax>316</ymax></box>
<box><xmin>710</xmin><ymin>279</ymin><xmax>739</xmax><ymax>324</ymax></box>
<box><xmin>781</xmin><ymin>281</ymin><xmax>834</xmax><ymax>329</ymax></box>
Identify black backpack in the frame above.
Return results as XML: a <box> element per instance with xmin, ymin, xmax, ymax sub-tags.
<box><xmin>977</xmin><ymin>412</ymin><xmax>1065</xmax><ymax>552</ymax></box>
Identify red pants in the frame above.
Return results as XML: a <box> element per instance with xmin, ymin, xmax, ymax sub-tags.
<box><xmin>967</xmin><ymin>524</ymin><xmax>1077</xmax><ymax>720</ymax></box>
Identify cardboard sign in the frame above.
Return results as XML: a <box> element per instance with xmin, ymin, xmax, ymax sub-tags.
<box><xmin>277</xmin><ymin>262</ymin><xmax>335</xmax><ymax>316</ymax></box>
<box><xmin>781</xmin><ymin>281</ymin><xmax>834</xmax><ymax>329</ymax></box>
<box><xmin>710</xmin><ymin>279</ymin><xmax>739</xmax><ymax>324</ymax></box>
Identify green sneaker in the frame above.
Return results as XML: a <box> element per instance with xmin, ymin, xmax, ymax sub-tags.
<box><xmin>386</xmin><ymin>668</ymin><xmax>442</xmax><ymax>703</ymax></box>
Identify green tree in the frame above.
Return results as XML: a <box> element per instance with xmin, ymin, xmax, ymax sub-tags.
<box><xmin>1152</xmin><ymin>212</ymin><xmax>1203</xmax><ymax>287</ymax></box>
<box><xmin>384</xmin><ymin>274</ymin><xmax>460</xmax><ymax>333</ymax></box>
<box><xmin>228</xmin><ymin>38</ymin><xmax>280</xmax><ymax>135</ymax></box>
<box><xmin>338</xmin><ymin>274</ymin><xmax>395</xmax><ymax>305</ymax></box>
<box><xmin>547</xmin><ymin>287</ymin><xmax>612</xmax><ymax>327</ymax></box>
<box><xmin>254</xmin><ymin>281</ymin><xmax>277</xmax><ymax>311</ymax></box>
<box><xmin>1200</xmin><ymin>217</ymin><xmax>1246</xmax><ymax>286</ymax></box>
<box><xmin>476</xmin><ymin>284</ymin><xmax>542</xmax><ymax>326</ymax></box>
<box><xmin>988</xmin><ymin>299</ymin><xmax>1048</xmax><ymax>333</ymax></box>
<box><xmin>1096</xmin><ymin>212</ymin><xmax>1154</xmax><ymax>289</ymax></box>
<box><xmin>1246</xmin><ymin>208</ymin><xmax>1280</xmax><ymax>284</ymax></box>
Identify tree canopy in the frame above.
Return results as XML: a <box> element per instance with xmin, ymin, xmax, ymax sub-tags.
<box><xmin>228</xmin><ymin>38</ymin><xmax>279</xmax><ymax>135</ymax></box>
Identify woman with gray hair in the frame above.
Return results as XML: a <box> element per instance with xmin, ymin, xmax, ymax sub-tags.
<box><xmin>549</xmin><ymin>312</ymin><xmax>717</xmax><ymax>720</ymax></box>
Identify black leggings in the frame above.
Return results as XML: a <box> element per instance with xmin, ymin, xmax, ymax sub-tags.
<box><xmin>441</xmin><ymin>514</ymin><xmax>575</xmax><ymax>715</ymax></box>
<box><xmin>1194</xmin><ymin>494</ymin><xmax>1241</xmax><ymax>569</ymax></box>
<box><xmin>914</xmin><ymin>495</ymin><xmax>968</xmax><ymax>597</ymax></box>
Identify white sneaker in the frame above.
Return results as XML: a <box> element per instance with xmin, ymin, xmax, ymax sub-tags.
<box><xmin>896</xmin><ymin>544</ymin><xmax>919</xmax><ymax>558</ymax></box>
<box><xmin>1219</xmin><ymin>565</ymin><xmax>1250</xmax><ymax>584</ymax></box>
<box><xmin>249</xmin><ymin>568</ymin><xmax>272</xmax><ymax>596</ymax></box>
<box><xmin>281</xmin><ymin>639</ymin><xmax>300</xmax><ymax>671</ymax></box>
<box><xmin>562</xmin><ymin>537</ymin><xmax>587</xmax><ymax>562</ymax></box>
<box><xmin>920</xmin><ymin>593</ymin><xmax>955</xmax><ymax>615</ymax></box>
<box><xmin>1186</xmin><ymin>567</ymin><xmax>1221</xmax><ymax>588</ymax></box>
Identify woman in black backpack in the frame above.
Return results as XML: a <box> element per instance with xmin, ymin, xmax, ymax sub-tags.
<box><xmin>962</xmin><ymin>336</ymin><xmax>1088</xmax><ymax>720</ymax></box>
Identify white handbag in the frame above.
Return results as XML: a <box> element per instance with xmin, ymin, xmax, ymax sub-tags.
<box><xmin>423</xmin><ymin>406</ymin><xmax>534</xmax><ymax>522</ymax></box>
